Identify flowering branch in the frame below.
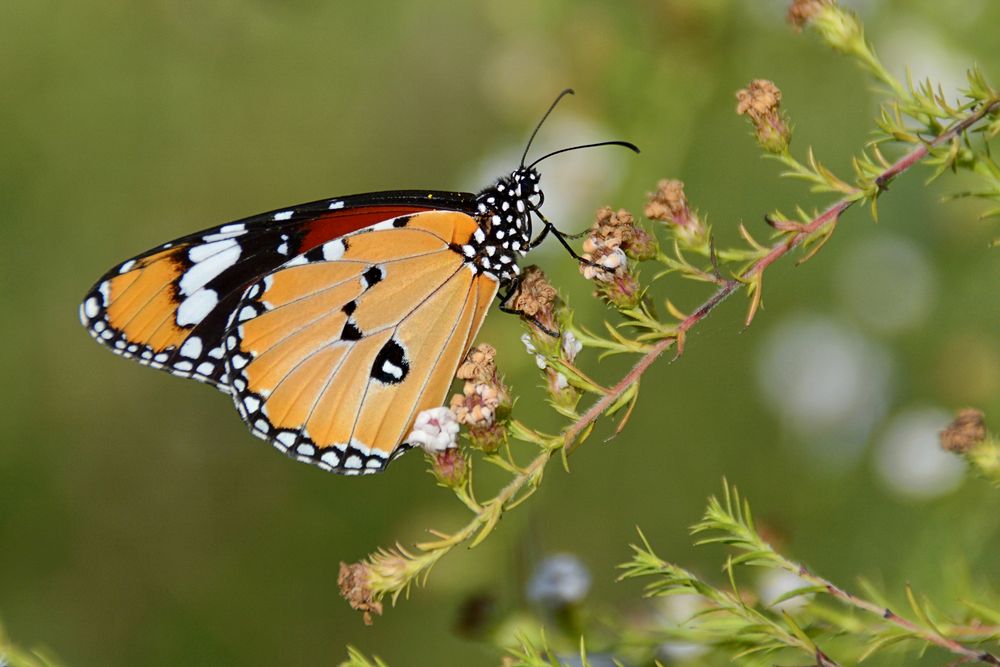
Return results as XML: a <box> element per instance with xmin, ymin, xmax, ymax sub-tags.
<box><xmin>338</xmin><ymin>0</ymin><xmax>1000</xmax><ymax>626</ymax></box>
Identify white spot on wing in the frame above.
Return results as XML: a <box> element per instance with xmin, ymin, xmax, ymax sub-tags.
<box><xmin>84</xmin><ymin>297</ymin><xmax>99</xmax><ymax>319</ymax></box>
<box><xmin>328</xmin><ymin>200</ymin><xmax>345</xmax><ymax>210</ymax></box>
<box><xmin>176</xmin><ymin>289</ymin><xmax>219</xmax><ymax>326</ymax></box>
<box><xmin>119</xmin><ymin>259</ymin><xmax>136</xmax><ymax>273</ymax></box>
<box><xmin>179</xmin><ymin>337</ymin><xmax>202</xmax><ymax>359</ymax></box>
<box><xmin>273</xmin><ymin>210</ymin><xmax>294</xmax><ymax>221</ymax></box>
<box><xmin>181</xmin><ymin>240</ymin><xmax>241</xmax><ymax>296</ymax></box>
<box><xmin>322</xmin><ymin>240</ymin><xmax>345</xmax><ymax>261</ymax></box>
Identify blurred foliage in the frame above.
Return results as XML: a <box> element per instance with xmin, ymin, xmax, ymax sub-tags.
<box><xmin>2</xmin><ymin>1</ymin><xmax>999</xmax><ymax>665</ymax></box>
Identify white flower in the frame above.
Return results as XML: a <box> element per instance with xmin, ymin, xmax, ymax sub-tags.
<box><xmin>407</xmin><ymin>407</ymin><xmax>460</xmax><ymax>453</ymax></box>
<box><xmin>554</xmin><ymin>372</ymin><xmax>569</xmax><ymax>391</ymax></box>
<box><xmin>562</xmin><ymin>331</ymin><xmax>582</xmax><ymax>360</ymax></box>
<box><xmin>520</xmin><ymin>332</ymin><xmax>536</xmax><ymax>354</ymax></box>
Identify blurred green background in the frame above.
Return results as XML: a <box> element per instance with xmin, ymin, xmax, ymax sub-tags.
<box><xmin>2</xmin><ymin>1</ymin><xmax>999</xmax><ymax>665</ymax></box>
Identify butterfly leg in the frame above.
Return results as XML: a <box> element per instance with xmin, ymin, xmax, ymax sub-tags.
<box><xmin>497</xmin><ymin>279</ymin><xmax>558</xmax><ymax>337</ymax></box>
<box><xmin>533</xmin><ymin>211</ymin><xmax>602</xmax><ymax>269</ymax></box>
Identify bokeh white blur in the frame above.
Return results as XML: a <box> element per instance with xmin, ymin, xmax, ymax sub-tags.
<box><xmin>873</xmin><ymin>407</ymin><xmax>966</xmax><ymax>501</ymax></box>
<box><xmin>525</xmin><ymin>553</ymin><xmax>591</xmax><ymax>609</ymax></box>
<box><xmin>835</xmin><ymin>235</ymin><xmax>937</xmax><ymax>336</ymax></box>
<box><xmin>755</xmin><ymin>314</ymin><xmax>893</xmax><ymax>471</ymax></box>
<box><xmin>655</xmin><ymin>593</ymin><xmax>709</xmax><ymax>663</ymax></box>
<box><xmin>757</xmin><ymin>569</ymin><xmax>813</xmax><ymax>613</ymax></box>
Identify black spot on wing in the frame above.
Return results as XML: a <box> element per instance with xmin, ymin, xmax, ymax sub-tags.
<box><xmin>371</xmin><ymin>339</ymin><xmax>409</xmax><ymax>384</ymax></box>
<box><xmin>361</xmin><ymin>266</ymin><xmax>384</xmax><ymax>289</ymax></box>
<box><xmin>342</xmin><ymin>300</ymin><xmax>357</xmax><ymax>316</ymax></box>
<box><xmin>340</xmin><ymin>319</ymin><xmax>362</xmax><ymax>341</ymax></box>
<box><xmin>392</xmin><ymin>215</ymin><xmax>412</xmax><ymax>228</ymax></box>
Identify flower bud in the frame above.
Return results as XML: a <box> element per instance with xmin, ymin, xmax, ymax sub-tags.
<box><xmin>429</xmin><ymin>446</ymin><xmax>468</xmax><ymax>488</ymax></box>
<box><xmin>644</xmin><ymin>180</ymin><xmax>709</xmax><ymax>248</ymax></box>
<box><xmin>941</xmin><ymin>409</ymin><xmax>987</xmax><ymax>454</ymax></box>
<box><xmin>736</xmin><ymin>79</ymin><xmax>792</xmax><ymax>154</ymax></box>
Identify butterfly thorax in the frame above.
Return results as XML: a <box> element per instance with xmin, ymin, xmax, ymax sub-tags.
<box><xmin>459</xmin><ymin>167</ymin><xmax>540</xmax><ymax>283</ymax></box>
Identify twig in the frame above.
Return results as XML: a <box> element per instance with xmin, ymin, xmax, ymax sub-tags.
<box><xmin>796</xmin><ymin>564</ymin><xmax>1000</xmax><ymax>666</ymax></box>
<box><xmin>565</xmin><ymin>94</ymin><xmax>1000</xmax><ymax>454</ymax></box>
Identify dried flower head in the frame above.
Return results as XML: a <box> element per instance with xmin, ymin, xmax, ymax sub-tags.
<box><xmin>456</xmin><ymin>343</ymin><xmax>497</xmax><ymax>384</ymax></box>
<box><xmin>644</xmin><ymin>179</ymin><xmax>709</xmax><ymax>248</ymax></box>
<box><xmin>786</xmin><ymin>0</ymin><xmax>832</xmax><ymax>30</ymax></box>
<box><xmin>509</xmin><ymin>265</ymin><xmax>559</xmax><ymax>333</ymax></box>
<box><xmin>450</xmin><ymin>381</ymin><xmax>501</xmax><ymax>427</ymax></box>
<box><xmin>736</xmin><ymin>79</ymin><xmax>792</xmax><ymax>154</ymax></box>
<box><xmin>578</xmin><ymin>208</ymin><xmax>645</xmax><ymax>309</ymax></box>
<box><xmin>941</xmin><ymin>408</ymin><xmax>988</xmax><ymax>454</ymax></box>
<box><xmin>450</xmin><ymin>344</ymin><xmax>511</xmax><ymax>452</ymax></box>
<box><xmin>338</xmin><ymin>561</ymin><xmax>382</xmax><ymax>625</ymax></box>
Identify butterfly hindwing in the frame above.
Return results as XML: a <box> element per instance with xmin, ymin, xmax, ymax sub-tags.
<box><xmin>224</xmin><ymin>210</ymin><xmax>498</xmax><ymax>475</ymax></box>
<box><xmin>79</xmin><ymin>192</ymin><xmax>476</xmax><ymax>392</ymax></box>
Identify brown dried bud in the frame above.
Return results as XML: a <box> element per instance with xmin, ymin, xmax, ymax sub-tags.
<box><xmin>456</xmin><ymin>343</ymin><xmax>497</xmax><ymax>383</ymax></box>
<box><xmin>787</xmin><ymin>0</ymin><xmax>833</xmax><ymax>30</ymax></box>
<box><xmin>941</xmin><ymin>409</ymin><xmax>988</xmax><ymax>454</ymax></box>
<box><xmin>338</xmin><ymin>562</ymin><xmax>382</xmax><ymax>625</ymax></box>
<box><xmin>450</xmin><ymin>345</ymin><xmax>511</xmax><ymax>451</ymax></box>
<box><xmin>736</xmin><ymin>79</ymin><xmax>792</xmax><ymax>154</ymax></box>
<box><xmin>450</xmin><ymin>382</ymin><xmax>501</xmax><ymax>427</ymax></box>
<box><xmin>510</xmin><ymin>265</ymin><xmax>559</xmax><ymax>332</ymax></box>
<box><xmin>644</xmin><ymin>179</ymin><xmax>708</xmax><ymax>247</ymax></box>
<box><xmin>587</xmin><ymin>207</ymin><xmax>657</xmax><ymax>261</ymax></box>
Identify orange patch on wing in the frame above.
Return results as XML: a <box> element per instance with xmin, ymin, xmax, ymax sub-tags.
<box><xmin>259</xmin><ymin>262</ymin><xmax>365</xmax><ymax>308</ymax></box>
<box><xmin>242</xmin><ymin>278</ymin><xmax>363</xmax><ymax>351</ymax></box>
<box><xmin>404</xmin><ymin>211</ymin><xmax>480</xmax><ymax>245</ymax></box>
<box><xmin>305</xmin><ymin>330</ymin><xmax>394</xmax><ymax>447</ymax></box>
<box><xmin>358</xmin><ymin>270</ymin><xmax>481</xmax><ymax>450</ymax></box>
<box><xmin>243</xmin><ymin>308</ymin><xmax>348</xmax><ymax>392</ymax></box>
<box><xmin>105</xmin><ymin>248</ymin><xmax>189</xmax><ymax>352</ymax></box>
<box><xmin>262</xmin><ymin>344</ymin><xmax>349</xmax><ymax>428</ymax></box>
<box><xmin>350</xmin><ymin>250</ymin><xmax>464</xmax><ymax>333</ymax></box>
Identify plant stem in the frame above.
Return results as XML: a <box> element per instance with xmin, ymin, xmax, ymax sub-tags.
<box><xmin>566</xmin><ymin>94</ymin><xmax>1000</xmax><ymax>454</ymax></box>
<box><xmin>794</xmin><ymin>564</ymin><xmax>1000</xmax><ymax>666</ymax></box>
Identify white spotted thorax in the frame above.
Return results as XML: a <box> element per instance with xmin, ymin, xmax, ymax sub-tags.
<box><xmin>462</xmin><ymin>166</ymin><xmax>541</xmax><ymax>282</ymax></box>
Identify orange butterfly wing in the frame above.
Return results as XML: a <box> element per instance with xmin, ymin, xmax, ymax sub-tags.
<box><xmin>225</xmin><ymin>210</ymin><xmax>498</xmax><ymax>475</ymax></box>
<box><xmin>79</xmin><ymin>200</ymin><xmax>455</xmax><ymax>391</ymax></box>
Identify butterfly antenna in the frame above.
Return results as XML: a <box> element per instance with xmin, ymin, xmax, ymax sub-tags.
<box><xmin>527</xmin><ymin>140</ymin><xmax>640</xmax><ymax>169</ymax></box>
<box><xmin>520</xmin><ymin>88</ymin><xmax>576</xmax><ymax>168</ymax></box>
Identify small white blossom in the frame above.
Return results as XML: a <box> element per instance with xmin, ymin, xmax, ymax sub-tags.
<box><xmin>520</xmin><ymin>332</ymin><xmax>536</xmax><ymax>354</ymax></box>
<box><xmin>407</xmin><ymin>407</ymin><xmax>460</xmax><ymax>453</ymax></box>
<box><xmin>554</xmin><ymin>372</ymin><xmax>569</xmax><ymax>391</ymax></box>
<box><xmin>535</xmin><ymin>354</ymin><xmax>546</xmax><ymax>369</ymax></box>
<box><xmin>562</xmin><ymin>331</ymin><xmax>582</xmax><ymax>360</ymax></box>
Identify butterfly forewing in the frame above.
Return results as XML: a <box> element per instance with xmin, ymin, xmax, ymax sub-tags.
<box><xmin>80</xmin><ymin>193</ymin><xmax>474</xmax><ymax>392</ymax></box>
<box><xmin>224</xmin><ymin>210</ymin><xmax>499</xmax><ymax>475</ymax></box>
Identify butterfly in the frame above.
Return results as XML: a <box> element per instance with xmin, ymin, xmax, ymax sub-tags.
<box><xmin>79</xmin><ymin>90</ymin><xmax>637</xmax><ymax>476</ymax></box>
